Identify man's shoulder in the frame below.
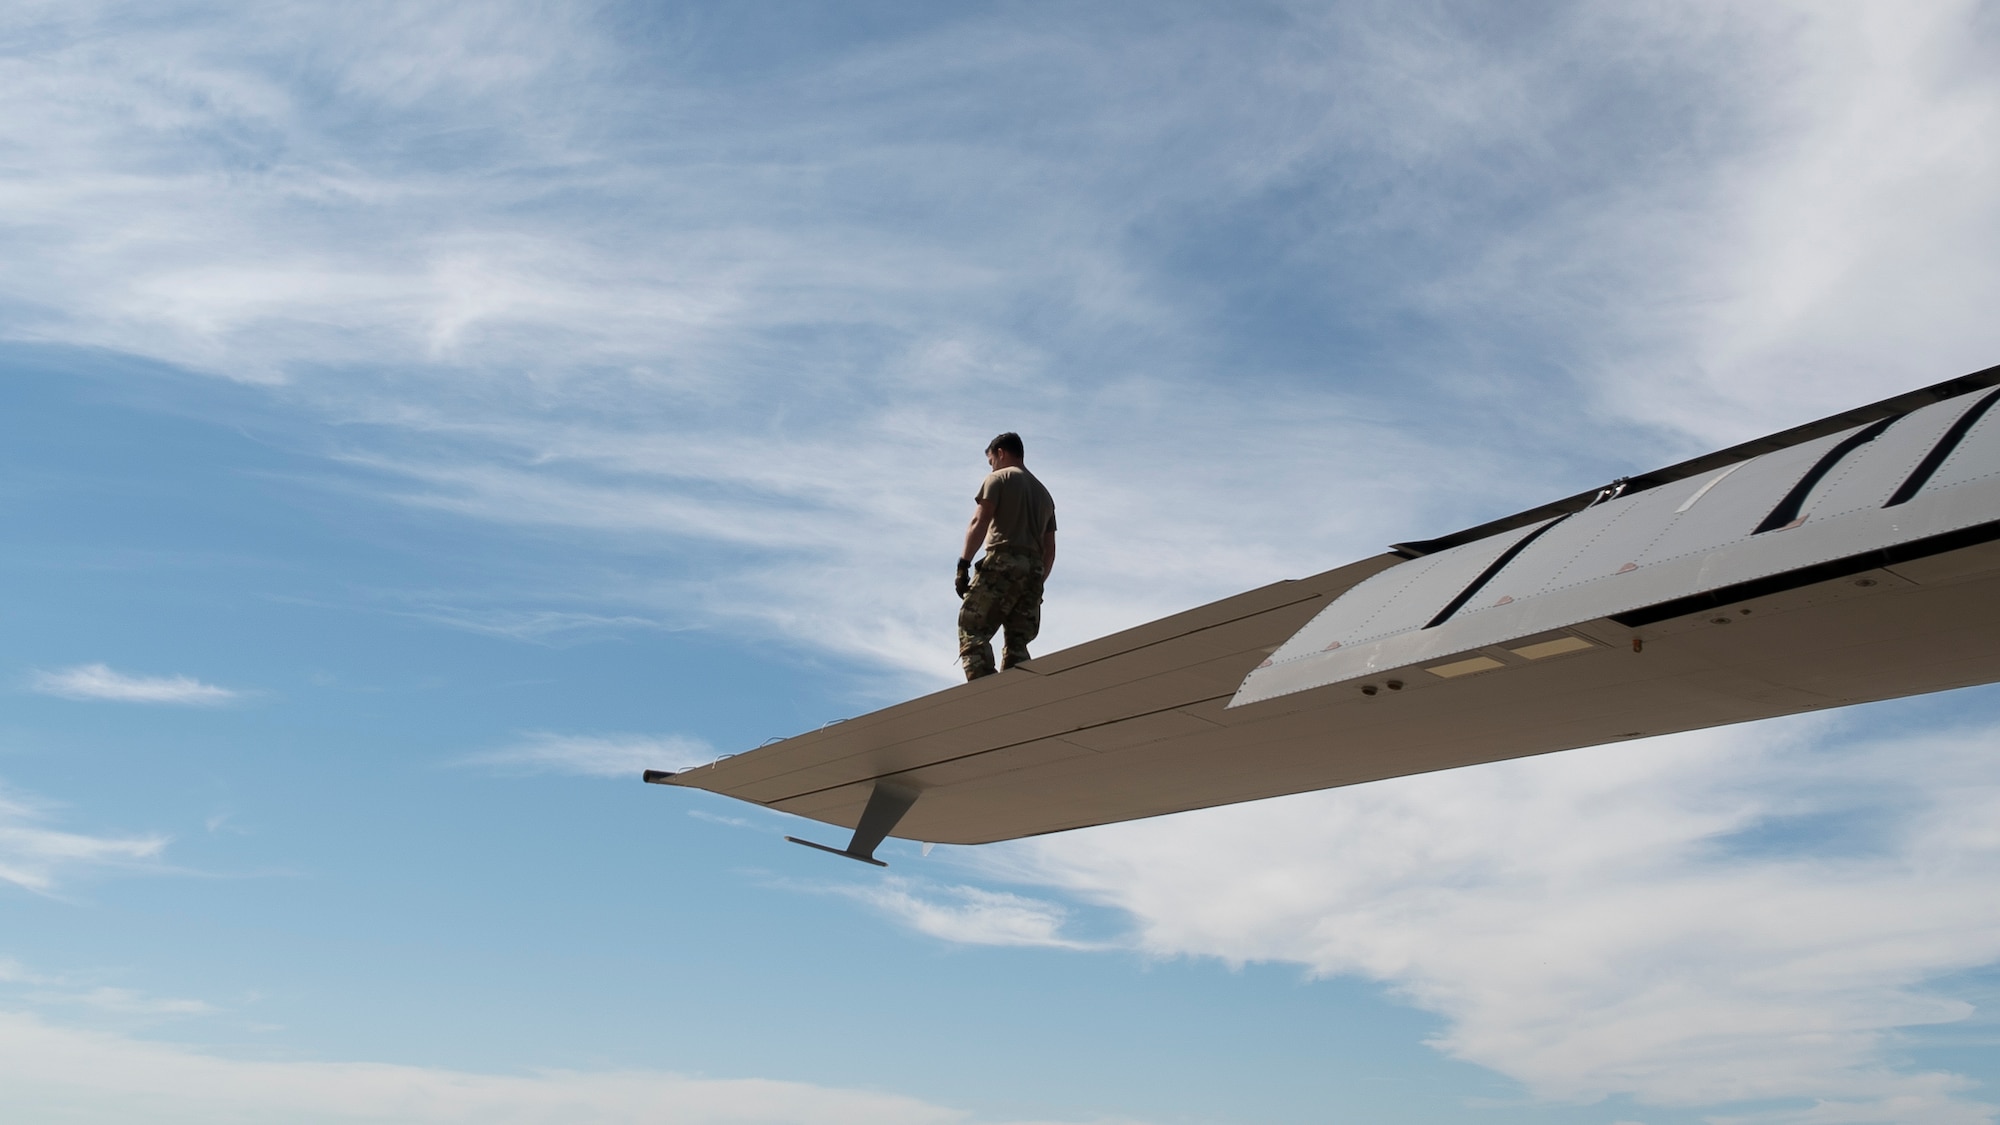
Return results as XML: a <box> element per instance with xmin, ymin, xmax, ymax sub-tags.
<box><xmin>979</xmin><ymin>465</ymin><xmax>1053</xmax><ymax>501</ymax></box>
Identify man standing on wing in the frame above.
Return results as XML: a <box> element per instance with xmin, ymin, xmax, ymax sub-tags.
<box><xmin>956</xmin><ymin>432</ymin><xmax>1057</xmax><ymax>680</ymax></box>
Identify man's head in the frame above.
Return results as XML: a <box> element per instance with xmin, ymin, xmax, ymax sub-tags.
<box><xmin>985</xmin><ymin>432</ymin><xmax>1025</xmax><ymax>469</ymax></box>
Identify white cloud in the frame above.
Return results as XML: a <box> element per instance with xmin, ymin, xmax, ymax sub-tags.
<box><xmin>837</xmin><ymin>878</ymin><xmax>1104</xmax><ymax>951</ymax></box>
<box><xmin>30</xmin><ymin>664</ymin><xmax>237</xmax><ymax>706</ymax></box>
<box><xmin>0</xmin><ymin>0</ymin><xmax>1551</xmax><ymax>687</ymax></box>
<box><xmin>396</xmin><ymin>606</ymin><xmax>669</xmax><ymax>644</ymax></box>
<box><xmin>461</xmin><ymin>732</ymin><xmax>716</xmax><ymax>779</ymax></box>
<box><xmin>0</xmin><ymin>958</ymin><xmax>52</xmax><ymax>985</ymax></box>
<box><xmin>686</xmin><ymin>809</ymin><xmax>754</xmax><ymax>830</ymax></box>
<box><xmin>0</xmin><ymin>1006</ymin><xmax>1107</xmax><ymax>1125</ymax></box>
<box><xmin>969</xmin><ymin>715</ymin><xmax>2000</xmax><ymax>1123</ymax></box>
<box><xmin>32</xmin><ymin>987</ymin><xmax>215</xmax><ymax>1018</ymax></box>
<box><xmin>0</xmin><ymin>957</ymin><xmax>217</xmax><ymax>1024</ymax></box>
<box><xmin>1452</xmin><ymin>0</ymin><xmax>2000</xmax><ymax>448</ymax></box>
<box><xmin>0</xmin><ymin>786</ymin><xmax>168</xmax><ymax>893</ymax></box>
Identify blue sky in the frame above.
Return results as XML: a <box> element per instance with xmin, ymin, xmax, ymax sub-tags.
<box><xmin>3</xmin><ymin>1</ymin><xmax>2000</xmax><ymax>1122</ymax></box>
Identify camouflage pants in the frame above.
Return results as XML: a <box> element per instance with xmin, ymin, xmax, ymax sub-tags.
<box><xmin>958</xmin><ymin>550</ymin><xmax>1045</xmax><ymax>680</ymax></box>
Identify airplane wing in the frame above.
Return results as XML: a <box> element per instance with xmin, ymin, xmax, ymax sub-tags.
<box><xmin>649</xmin><ymin>364</ymin><xmax>2000</xmax><ymax>862</ymax></box>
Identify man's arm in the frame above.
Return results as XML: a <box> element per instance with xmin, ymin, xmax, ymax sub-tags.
<box><xmin>962</xmin><ymin>499</ymin><xmax>996</xmax><ymax>563</ymax></box>
<box><xmin>1041</xmin><ymin>527</ymin><xmax>1055</xmax><ymax>579</ymax></box>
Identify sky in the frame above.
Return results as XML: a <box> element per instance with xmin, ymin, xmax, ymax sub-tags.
<box><xmin>2</xmin><ymin>1</ymin><xmax>1999</xmax><ymax>1122</ymax></box>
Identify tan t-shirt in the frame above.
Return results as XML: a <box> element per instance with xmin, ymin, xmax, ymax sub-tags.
<box><xmin>978</xmin><ymin>465</ymin><xmax>1057</xmax><ymax>560</ymax></box>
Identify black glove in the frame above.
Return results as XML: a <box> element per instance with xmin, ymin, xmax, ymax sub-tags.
<box><xmin>955</xmin><ymin>558</ymin><xmax>972</xmax><ymax>599</ymax></box>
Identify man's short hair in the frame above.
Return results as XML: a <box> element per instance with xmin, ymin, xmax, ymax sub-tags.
<box><xmin>986</xmin><ymin>432</ymin><xmax>1025</xmax><ymax>458</ymax></box>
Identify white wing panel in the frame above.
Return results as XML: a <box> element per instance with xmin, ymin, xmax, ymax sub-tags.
<box><xmin>1805</xmin><ymin>400</ymin><xmax>1966</xmax><ymax>519</ymax></box>
<box><xmin>1629</xmin><ymin>432</ymin><xmax>1842</xmax><ymax>567</ymax></box>
<box><xmin>1453</xmin><ymin>479</ymin><xmax>1670</xmax><ymax>617</ymax></box>
<box><xmin>1232</xmin><ymin>391</ymin><xmax>2000</xmax><ymax>708</ymax></box>
<box><xmin>1922</xmin><ymin>390</ymin><xmax>2000</xmax><ymax>494</ymax></box>
<box><xmin>1259</xmin><ymin>518</ymin><xmax>1552</xmax><ymax>661</ymax></box>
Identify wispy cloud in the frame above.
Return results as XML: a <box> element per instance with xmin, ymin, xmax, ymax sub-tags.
<box><xmin>1573</xmin><ymin>1</ymin><xmax>2000</xmax><ymax>447</ymax></box>
<box><xmin>0</xmin><ymin>786</ymin><xmax>168</xmax><ymax>893</ymax></box>
<box><xmin>394</xmin><ymin>605</ymin><xmax>668</xmax><ymax>644</ymax></box>
<box><xmin>28</xmin><ymin>987</ymin><xmax>214</xmax><ymax>1019</ymax></box>
<box><xmin>0</xmin><ymin>1006</ymin><xmax>1096</xmax><ymax>1125</ymax></box>
<box><xmin>0</xmin><ymin>959</ymin><xmax>217</xmax><ymax>1023</ymax></box>
<box><xmin>0</xmin><ymin>0</ymin><xmax>1600</xmax><ymax>686</ymax></box>
<box><xmin>835</xmin><ymin>878</ymin><xmax>1105</xmax><ymax>951</ymax></box>
<box><xmin>459</xmin><ymin>732</ymin><xmax>715</xmax><ymax>779</ymax></box>
<box><xmin>29</xmin><ymin>664</ymin><xmax>236</xmax><ymax>706</ymax></box>
<box><xmin>0</xmin><ymin>959</ymin><xmax>53</xmax><ymax>986</ymax></box>
<box><xmin>975</xmin><ymin>714</ymin><xmax>2000</xmax><ymax>1124</ymax></box>
<box><xmin>686</xmin><ymin>809</ymin><xmax>755</xmax><ymax>830</ymax></box>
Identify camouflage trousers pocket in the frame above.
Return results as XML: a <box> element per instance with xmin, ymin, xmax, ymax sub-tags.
<box><xmin>957</xmin><ymin>552</ymin><xmax>1044</xmax><ymax>678</ymax></box>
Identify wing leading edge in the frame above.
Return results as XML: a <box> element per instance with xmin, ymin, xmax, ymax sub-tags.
<box><xmin>652</xmin><ymin>363</ymin><xmax>2000</xmax><ymax>858</ymax></box>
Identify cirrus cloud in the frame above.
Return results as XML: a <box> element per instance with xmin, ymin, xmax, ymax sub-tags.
<box><xmin>0</xmin><ymin>1006</ymin><xmax>1115</xmax><ymax>1125</ymax></box>
<box><xmin>459</xmin><ymin>731</ymin><xmax>717</xmax><ymax>779</ymax></box>
<box><xmin>836</xmin><ymin>877</ymin><xmax>1106</xmax><ymax>952</ymax></box>
<box><xmin>0</xmin><ymin>785</ymin><xmax>168</xmax><ymax>894</ymax></box>
<box><xmin>29</xmin><ymin>664</ymin><xmax>237</xmax><ymax>706</ymax></box>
